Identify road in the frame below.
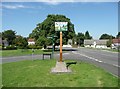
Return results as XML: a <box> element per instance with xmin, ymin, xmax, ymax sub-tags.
<box><xmin>2</xmin><ymin>47</ymin><xmax>119</xmax><ymax>77</ymax></box>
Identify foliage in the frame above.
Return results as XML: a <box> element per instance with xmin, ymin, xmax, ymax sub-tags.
<box><xmin>28</xmin><ymin>45</ymin><xmax>42</xmax><ymax>49</ymax></box>
<box><xmin>116</xmin><ymin>32</ymin><xmax>120</xmax><ymax>38</ymax></box>
<box><xmin>76</xmin><ymin>32</ymin><xmax>85</xmax><ymax>45</ymax></box>
<box><xmin>3</xmin><ymin>45</ymin><xmax>17</xmax><ymax>50</ymax></box>
<box><xmin>13</xmin><ymin>35</ymin><xmax>28</xmax><ymax>49</ymax></box>
<box><xmin>99</xmin><ymin>34</ymin><xmax>115</xmax><ymax>39</ymax></box>
<box><xmin>0</xmin><ymin>32</ymin><xmax>2</xmax><ymax>38</ymax></box>
<box><xmin>84</xmin><ymin>31</ymin><xmax>92</xmax><ymax>39</ymax></box>
<box><xmin>36</xmin><ymin>36</ymin><xmax>48</xmax><ymax>48</ymax></box>
<box><xmin>2</xmin><ymin>30</ymin><xmax>16</xmax><ymax>45</ymax></box>
<box><xmin>29</xmin><ymin>14</ymin><xmax>75</xmax><ymax>46</ymax></box>
<box><xmin>106</xmin><ymin>40</ymin><xmax>112</xmax><ymax>47</ymax></box>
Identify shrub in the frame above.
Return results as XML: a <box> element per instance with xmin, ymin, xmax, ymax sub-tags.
<box><xmin>36</xmin><ymin>46</ymin><xmax>43</xmax><ymax>49</ymax></box>
<box><xmin>3</xmin><ymin>45</ymin><xmax>17</xmax><ymax>50</ymax></box>
<box><xmin>28</xmin><ymin>45</ymin><xmax>42</xmax><ymax>49</ymax></box>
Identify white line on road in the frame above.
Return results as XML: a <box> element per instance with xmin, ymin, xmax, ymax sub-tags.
<box><xmin>72</xmin><ymin>51</ymin><xmax>120</xmax><ymax>68</ymax></box>
<box><xmin>56</xmin><ymin>53</ymin><xmax>70</xmax><ymax>55</ymax></box>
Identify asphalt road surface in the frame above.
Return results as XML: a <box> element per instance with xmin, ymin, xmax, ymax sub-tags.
<box><xmin>2</xmin><ymin>47</ymin><xmax>119</xmax><ymax>77</ymax></box>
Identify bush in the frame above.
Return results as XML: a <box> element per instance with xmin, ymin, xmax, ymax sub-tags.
<box><xmin>80</xmin><ymin>44</ymin><xmax>84</xmax><ymax>47</ymax></box>
<box><xmin>28</xmin><ymin>45</ymin><xmax>42</xmax><ymax>49</ymax></box>
<box><xmin>36</xmin><ymin>46</ymin><xmax>43</xmax><ymax>49</ymax></box>
<box><xmin>43</xmin><ymin>49</ymin><xmax>52</xmax><ymax>52</ymax></box>
<box><xmin>3</xmin><ymin>45</ymin><xmax>17</xmax><ymax>50</ymax></box>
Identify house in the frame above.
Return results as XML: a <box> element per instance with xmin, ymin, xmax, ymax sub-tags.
<box><xmin>84</xmin><ymin>39</ymin><xmax>108</xmax><ymax>48</ymax></box>
<box><xmin>112</xmin><ymin>38</ymin><xmax>120</xmax><ymax>49</ymax></box>
<box><xmin>2</xmin><ymin>39</ymin><xmax>9</xmax><ymax>46</ymax></box>
<box><xmin>28</xmin><ymin>38</ymin><xmax>35</xmax><ymax>45</ymax></box>
<box><xmin>67</xmin><ymin>39</ymin><xmax>72</xmax><ymax>45</ymax></box>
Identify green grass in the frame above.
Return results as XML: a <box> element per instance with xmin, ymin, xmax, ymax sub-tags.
<box><xmin>87</xmin><ymin>47</ymin><xmax>120</xmax><ymax>53</ymax></box>
<box><xmin>1</xmin><ymin>49</ymin><xmax>45</xmax><ymax>57</ymax></box>
<box><xmin>2</xmin><ymin>59</ymin><xmax>119</xmax><ymax>87</ymax></box>
<box><xmin>0</xmin><ymin>64</ymin><xmax>2</xmax><ymax>89</ymax></box>
<box><xmin>1</xmin><ymin>49</ymin><xmax>67</xmax><ymax>57</ymax></box>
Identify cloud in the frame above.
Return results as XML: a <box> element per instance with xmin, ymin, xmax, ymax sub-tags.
<box><xmin>2</xmin><ymin>4</ymin><xmax>35</xmax><ymax>9</ymax></box>
<box><xmin>38</xmin><ymin>0</ymin><xmax>76</xmax><ymax>5</ymax></box>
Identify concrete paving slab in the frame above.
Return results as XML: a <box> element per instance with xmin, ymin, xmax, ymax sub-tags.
<box><xmin>51</xmin><ymin>61</ymin><xmax>72</xmax><ymax>73</ymax></box>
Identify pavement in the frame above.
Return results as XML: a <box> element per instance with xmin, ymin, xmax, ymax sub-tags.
<box><xmin>1</xmin><ymin>47</ymin><xmax>119</xmax><ymax>77</ymax></box>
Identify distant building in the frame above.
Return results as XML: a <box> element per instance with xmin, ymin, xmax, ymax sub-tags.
<box><xmin>2</xmin><ymin>39</ymin><xmax>9</xmax><ymax>46</ymax></box>
<box><xmin>84</xmin><ymin>39</ymin><xmax>108</xmax><ymax>48</ymax></box>
<box><xmin>67</xmin><ymin>39</ymin><xmax>72</xmax><ymax>45</ymax></box>
<box><xmin>112</xmin><ymin>38</ymin><xmax>120</xmax><ymax>49</ymax></box>
<box><xmin>28</xmin><ymin>38</ymin><xmax>35</xmax><ymax>45</ymax></box>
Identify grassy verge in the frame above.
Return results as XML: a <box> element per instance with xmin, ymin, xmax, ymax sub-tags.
<box><xmin>1</xmin><ymin>49</ymin><xmax>67</xmax><ymax>57</ymax></box>
<box><xmin>1</xmin><ymin>49</ymin><xmax>45</xmax><ymax>57</ymax></box>
<box><xmin>86</xmin><ymin>47</ymin><xmax>120</xmax><ymax>53</ymax></box>
<box><xmin>2</xmin><ymin>59</ymin><xmax>118</xmax><ymax>87</ymax></box>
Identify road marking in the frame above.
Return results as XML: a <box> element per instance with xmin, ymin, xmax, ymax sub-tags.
<box><xmin>113</xmin><ymin>64</ymin><xmax>120</xmax><ymax>68</ymax></box>
<box><xmin>63</xmin><ymin>53</ymin><xmax>70</xmax><ymax>55</ymax></box>
<box><xmin>56</xmin><ymin>53</ymin><xmax>70</xmax><ymax>55</ymax></box>
<box><xmin>72</xmin><ymin>51</ymin><xmax>120</xmax><ymax>68</ymax></box>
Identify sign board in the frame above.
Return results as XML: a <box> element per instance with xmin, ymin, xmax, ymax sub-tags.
<box><xmin>55</xmin><ymin>22</ymin><xmax>68</xmax><ymax>31</ymax></box>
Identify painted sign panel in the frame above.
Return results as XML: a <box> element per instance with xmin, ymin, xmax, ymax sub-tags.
<box><xmin>55</xmin><ymin>22</ymin><xmax>68</xmax><ymax>31</ymax></box>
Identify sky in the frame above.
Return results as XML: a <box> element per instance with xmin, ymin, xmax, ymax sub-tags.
<box><xmin>1</xmin><ymin>1</ymin><xmax>118</xmax><ymax>39</ymax></box>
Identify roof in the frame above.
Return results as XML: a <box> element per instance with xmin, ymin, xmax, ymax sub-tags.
<box><xmin>112</xmin><ymin>39</ymin><xmax>120</xmax><ymax>43</ymax></box>
<box><xmin>84</xmin><ymin>39</ymin><xmax>108</xmax><ymax>45</ymax></box>
<box><xmin>28</xmin><ymin>38</ymin><xmax>35</xmax><ymax>42</ymax></box>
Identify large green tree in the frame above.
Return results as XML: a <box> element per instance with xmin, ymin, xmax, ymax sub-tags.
<box><xmin>2</xmin><ymin>30</ymin><xmax>16</xmax><ymax>45</ymax></box>
<box><xmin>99</xmin><ymin>34</ymin><xmax>115</xmax><ymax>39</ymax></box>
<box><xmin>29</xmin><ymin>14</ymin><xmax>75</xmax><ymax>46</ymax></box>
<box><xmin>84</xmin><ymin>31</ymin><xmax>92</xmax><ymax>39</ymax></box>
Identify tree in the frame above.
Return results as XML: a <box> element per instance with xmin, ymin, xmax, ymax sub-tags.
<box><xmin>29</xmin><ymin>14</ymin><xmax>75</xmax><ymax>46</ymax></box>
<box><xmin>99</xmin><ymin>34</ymin><xmax>115</xmax><ymax>39</ymax></box>
<box><xmin>84</xmin><ymin>31</ymin><xmax>92</xmax><ymax>39</ymax></box>
<box><xmin>76</xmin><ymin>32</ymin><xmax>85</xmax><ymax>46</ymax></box>
<box><xmin>106</xmin><ymin>40</ymin><xmax>112</xmax><ymax>47</ymax></box>
<box><xmin>13</xmin><ymin>35</ymin><xmax>28</xmax><ymax>48</ymax></box>
<box><xmin>36</xmin><ymin>36</ymin><xmax>49</xmax><ymax>49</ymax></box>
<box><xmin>116</xmin><ymin>32</ymin><xmax>120</xmax><ymax>38</ymax></box>
<box><xmin>2</xmin><ymin>30</ymin><xmax>16</xmax><ymax>45</ymax></box>
<box><xmin>106</xmin><ymin>35</ymin><xmax>113</xmax><ymax>47</ymax></box>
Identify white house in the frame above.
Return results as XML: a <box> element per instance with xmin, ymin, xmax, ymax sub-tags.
<box><xmin>84</xmin><ymin>39</ymin><xmax>108</xmax><ymax>48</ymax></box>
<box><xmin>28</xmin><ymin>38</ymin><xmax>35</xmax><ymax>45</ymax></box>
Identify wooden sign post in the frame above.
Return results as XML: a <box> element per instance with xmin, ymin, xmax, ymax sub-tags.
<box><xmin>55</xmin><ymin>22</ymin><xmax>68</xmax><ymax>62</ymax></box>
<box><xmin>51</xmin><ymin>22</ymin><xmax>71</xmax><ymax>73</ymax></box>
<box><xmin>60</xmin><ymin>31</ymin><xmax>62</xmax><ymax>62</ymax></box>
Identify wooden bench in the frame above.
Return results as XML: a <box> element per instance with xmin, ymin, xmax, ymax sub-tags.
<box><xmin>43</xmin><ymin>53</ymin><xmax>52</xmax><ymax>60</ymax></box>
